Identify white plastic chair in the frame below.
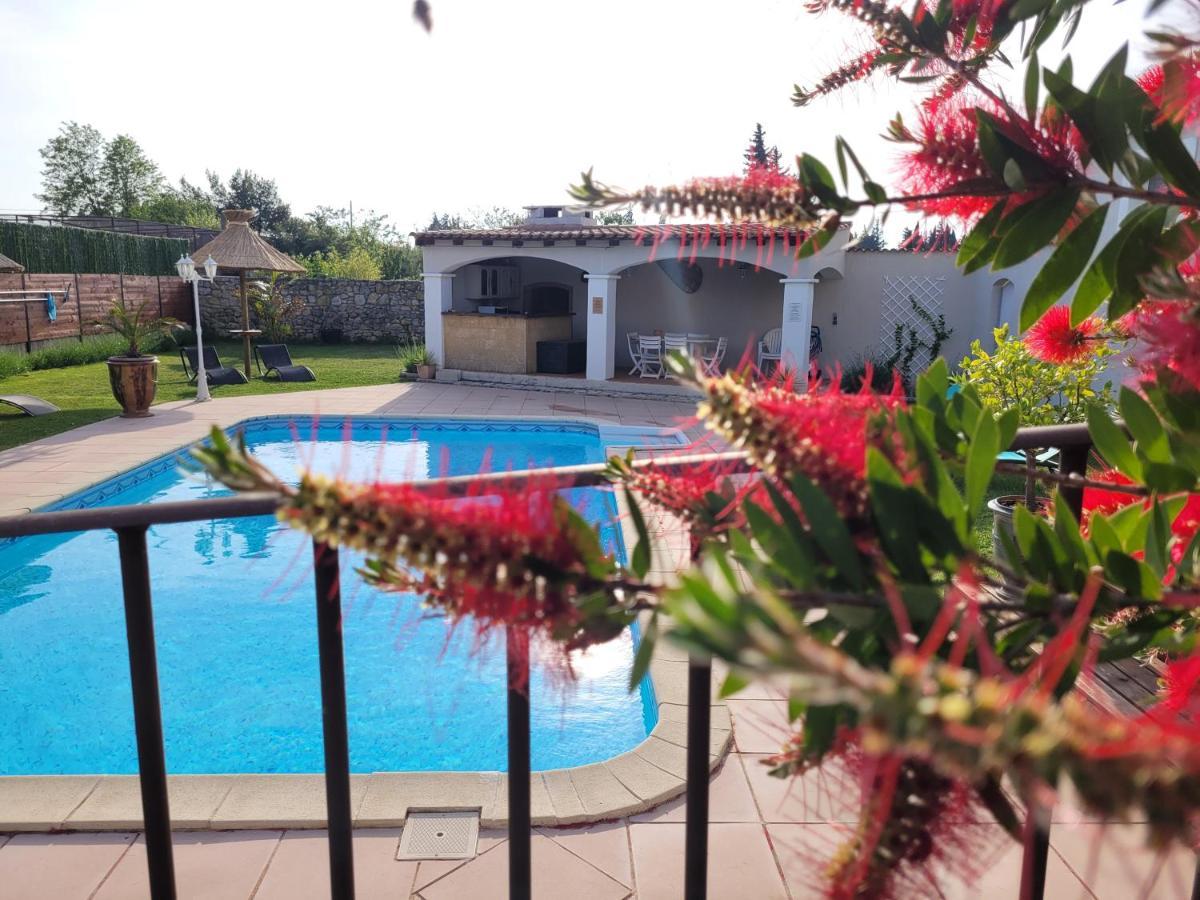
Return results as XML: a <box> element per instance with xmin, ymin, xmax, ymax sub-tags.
<box><xmin>702</xmin><ymin>336</ymin><xmax>728</xmax><ymax>375</ymax></box>
<box><xmin>638</xmin><ymin>334</ymin><xmax>665</xmax><ymax>378</ymax></box>
<box><xmin>627</xmin><ymin>331</ymin><xmax>645</xmax><ymax>376</ymax></box>
<box><xmin>757</xmin><ymin>327</ymin><xmax>782</xmax><ymax>372</ymax></box>
<box><xmin>663</xmin><ymin>332</ymin><xmax>689</xmax><ymax>354</ymax></box>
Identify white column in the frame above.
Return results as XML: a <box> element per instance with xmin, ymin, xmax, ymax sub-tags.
<box><xmin>780</xmin><ymin>277</ymin><xmax>817</xmax><ymax>390</ymax></box>
<box><xmin>422</xmin><ymin>272</ymin><xmax>455</xmax><ymax>366</ymax></box>
<box><xmin>584</xmin><ymin>274</ymin><xmax>620</xmax><ymax>381</ymax></box>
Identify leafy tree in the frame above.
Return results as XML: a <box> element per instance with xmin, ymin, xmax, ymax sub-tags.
<box><xmin>131</xmin><ymin>182</ymin><xmax>221</xmax><ymax>229</ymax></box>
<box><xmin>378</xmin><ymin>243</ymin><xmax>423</xmax><ymax>279</ymax></box>
<box><xmin>594</xmin><ymin>207</ymin><xmax>635</xmax><ymax>225</ymax></box>
<box><xmin>98</xmin><ymin>135</ymin><xmax>164</xmax><ymax>217</ymax></box>
<box><xmin>302</xmin><ymin>246</ymin><xmax>383</xmax><ymax>280</ymax></box>
<box><xmin>37</xmin><ymin>121</ymin><xmax>105</xmax><ymax>215</ymax></box>
<box><xmin>206</xmin><ymin>169</ymin><xmax>291</xmax><ymax>235</ymax></box>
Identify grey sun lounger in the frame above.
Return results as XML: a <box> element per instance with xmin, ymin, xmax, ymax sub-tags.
<box><xmin>0</xmin><ymin>394</ymin><xmax>60</xmax><ymax>416</ymax></box>
<box><xmin>255</xmin><ymin>344</ymin><xmax>316</xmax><ymax>382</ymax></box>
<box><xmin>180</xmin><ymin>346</ymin><xmax>248</xmax><ymax>386</ymax></box>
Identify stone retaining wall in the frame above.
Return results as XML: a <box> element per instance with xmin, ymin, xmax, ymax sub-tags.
<box><xmin>198</xmin><ymin>275</ymin><xmax>423</xmax><ymax>344</ymax></box>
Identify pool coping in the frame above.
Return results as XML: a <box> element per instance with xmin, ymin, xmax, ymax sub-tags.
<box><xmin>0</xmin><ymin>414</ymin><xmax>729</xmax><ymax>831</ymax></box>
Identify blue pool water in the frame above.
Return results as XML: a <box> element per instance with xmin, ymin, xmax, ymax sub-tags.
<box><xmin>0</xmin><ymin>417</ymin><xmax>678</xmax><ymax>775</ymax></box>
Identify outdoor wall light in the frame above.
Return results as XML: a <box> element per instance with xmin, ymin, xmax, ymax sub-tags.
<box><xmin>176</xmin><ymin>254</ymin><xmax>221</xmax><ymax>402</ymax></box>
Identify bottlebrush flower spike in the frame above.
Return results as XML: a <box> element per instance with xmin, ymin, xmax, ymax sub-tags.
<box><xmin>894</xmin><ymin>95</ymin><xmax>1086</xmax><ymax>223</ymax></box>
<box><xmin>1139</xmin><ymin>57</ymin><xmax>1200</xmax><ymax>129</ymax></box>
<box><xmin>571</xmin><ymin>165</ymin><xmax>823</xmax><ymax>230</ymax></box>
<box><xmin>190</xmin><ymin>427</ymin><xmax>631</xmax><ymax>655</ymax></box>
<box><xmin>607</xmin><ymin>453</ymin><xmax>749</xmax><ymax>559</ymax></box>
<box><xmin>1122</xmin><ymin>300</ymin><xmax>1200</xmax><ymax>391</ymax></box>
<box><xmin>689</xmin><ymin>364</ymin><xmax>906</xmax><ymax>521</ymax></box>
<box><xmin>1025</xmin><ymin>305</ymin><xmax>1102</xmax><ymax>364</ymax></box>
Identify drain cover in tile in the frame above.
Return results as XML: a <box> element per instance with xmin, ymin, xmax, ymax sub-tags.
<box><xmin>396</xmin><ymin>810</ymin><xmax>480</xmax><ymax>860</ymax></box>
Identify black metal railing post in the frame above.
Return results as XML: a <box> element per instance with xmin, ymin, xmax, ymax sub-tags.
<box><xmin>1016</xmin><ymin>438</ymin><xmax>1091</xmax><ymax>900</ymax></box>
<box><xmin>506</xmin><ymin>627</ymin><xmax>532</xmax><ymax>900</ymax></box>
<box><xmin>115</xmin><ymin>525</ymin><xmax>176</xmax><ymax>900</ymax></box>
<box><xmin>684</xmin><ymin>657</ymin><xmax>712</xmax><ymax>900</ymax></box>
<box><xmin>312</xmin><ymin>539</ymin><xmax>355</xmax><ymax>900</ymax></box>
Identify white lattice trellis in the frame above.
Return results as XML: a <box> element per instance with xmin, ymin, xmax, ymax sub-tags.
<box><xmin>880</xmin><ymin>275</ymin><xmax>946</xmax><ymax>370</ymax></box>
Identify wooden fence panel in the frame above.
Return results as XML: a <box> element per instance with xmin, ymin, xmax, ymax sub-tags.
<box><xmin>0</xmin><ymin>272</ymin><xmax>191</xmax><ymax>350</ymax></box>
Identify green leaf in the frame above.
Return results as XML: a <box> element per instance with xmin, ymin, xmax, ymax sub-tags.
<box><xmin>1140</xmin><ymin>106</ymin><xmax>1200</xmax><ymax>197</ymax></box>
<box><xmin>965</xmin><ymin>411</ymin><xmax>1000</xmax><ymax>518</ymax></box>
<box><xmin>1052</xmin><ymin>492</ymin><xmax>1094</xmax><ymax>570</ymax></box>
<box><xmin>788</xmin><ymin>474</ymin><xmax>865</xmax><ymax>589</ymax></box>
<box><xmin>1120</xmin><ymin>388</ymin><xmax>1170</xmax><ymax>464</ymax></box>
<box><xmin>718</xmin><ymin>671</ymin><xmax>749</xmax><ymax>699</ymax></box>
<box><xmin>1024</xmin><ymin>50</ymin><xmax>1040</xmax><ymax>120</ymax></box>
<box><xmin>1111</xmin><ymin>204</ymin><xmax>1169</xmax><ymax>318</ymax></box>
<box><xmin>1020</xmin><ymin>203</ymin><xmax>1109</xmax><ymax>330</ymax></box>
<box><xmin>624</xmin><ymin>487</ymin><xmax>652</xmax><ymax>579</ymax></box>
<box><xmin>1145</xmin><ymin>499</ymin><xmax>1171</xmax><ymax>580</ymax></box>
<box><xmin>992</xmin><ymin>187</ymin><xmax>1081</xmax><ymax>270</ymax></box>
<box><xmin>957</xmin><ymin>199</ymin><xmax>1005</xmax><ymax>269</ymax></box>
<box><xmin>628</xmin><ymin>615</ymin><xmax>658</xmax><ymax>691</ymax></box>
<box><xmin>1086</xmin><ymin>403</ymin><xmax>1141</xmax><ymax>479</ymax></box>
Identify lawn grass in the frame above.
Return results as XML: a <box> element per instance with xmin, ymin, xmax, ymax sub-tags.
<box><xmin>0</xmin><ymin>341</ymin><xmax>402</xmax><ymax>451</ymax></box>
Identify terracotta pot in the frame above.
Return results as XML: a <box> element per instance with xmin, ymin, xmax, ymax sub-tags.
<box><xmin>416</xmin><ymin>363</ymin><xmax>437</xmax><ymax>381</ymax></box>
<box><xmin>107</xmin><ymin>356</ymin><xmax>159</xmax><ymax>418</ymax></box>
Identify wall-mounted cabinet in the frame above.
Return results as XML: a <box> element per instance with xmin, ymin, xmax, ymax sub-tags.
<box><xmin>463</xmin><ymin>264</ymin><xmax>520</xmax><ymax>300</ymax></box>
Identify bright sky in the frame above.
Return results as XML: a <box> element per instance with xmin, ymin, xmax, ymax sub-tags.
<box><xmin>0</xmin><ymin>0</ymin><xmax>1177</xmax><ymax>236</ymax></box>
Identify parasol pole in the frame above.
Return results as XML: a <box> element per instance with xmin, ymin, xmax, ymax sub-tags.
<box><xmin>239</xmin><ymin>270</ymin><xmax>251</xmax><ymax>378</ymax></box>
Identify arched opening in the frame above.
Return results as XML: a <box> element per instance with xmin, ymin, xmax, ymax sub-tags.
<box><xmin>440</xmin><ymin>255</ymin><xmax>589</xmax><ymax>375</ymax></box>
<box><xmin>613</xmin><ymin>257</ymin><xmax>783</xmax><ymax>374</ymax></box>
<box><xmin>990</xmin><ymin>278</ymin><xmax>1017</xmax><ymax>340</ymax></box>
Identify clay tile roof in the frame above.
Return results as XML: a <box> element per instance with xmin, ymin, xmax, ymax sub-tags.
<box><xmin>190</xmin><ymin>209</ymin><xmax>305</xmax><ymax>274</ymax></box>
<box><xmin>0</xmin><ymin>251</ymin><xmax>24</xmax><ymax>273</ymax></box>
<box><xmin>411</xmin><ymin>223</ymin><xmax>811</xmax><ymax>247</ymax></box>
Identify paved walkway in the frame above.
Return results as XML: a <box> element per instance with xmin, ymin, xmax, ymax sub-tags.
<box><xmin>0</xmin><ymin>382</ymin><xmax>1191</xmax><ymax>897</ymax></box>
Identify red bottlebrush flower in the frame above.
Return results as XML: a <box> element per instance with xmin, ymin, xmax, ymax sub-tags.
<box><xmin>283</xmin><ymin>471</ymin><xmax>619</xmax><ymax>652</ymax></box>
<box><xmin>613</xmin><ymin>457</ymin><xmax>748</xmax><ymax>559</ymax></box>
<box><xmin>1123</xmin><ymin>300</ymin><xmax>1200</xmax><ymax>391</ymax></box>
<box><xmin>1138</xmin><ymin>58</ymin><xmax>1200</xmax><ymax>129</ymax></box>
<box><xmin>896</xmin><ymin>95</ymin><xmax>1086</xmax><ymax>223</ymax></box>
<box><xmin>1081</xmin><ymin>469</ymin><xmax>1141</xmax><ymax>520</ymax></box>
<box><xmin>1025</xmin><ymin>305</ymin><xmax>1102</xmax><ymax>364</ymax></box>
<box><xmin>696</xmin><ymin>366</ymin><xmax>907</xmax><ymax>521</ymax></box>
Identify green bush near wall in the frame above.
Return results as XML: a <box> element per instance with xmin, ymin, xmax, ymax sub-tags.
<box><xmin>0</xmin><ymin>221</ymin><xmax>188</xmax><ymax>276</ymax></box>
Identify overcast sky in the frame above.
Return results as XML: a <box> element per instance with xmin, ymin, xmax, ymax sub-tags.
<box><xmin>0</xmin><ymin>0</ymin><xmax>1175</xmax><ymax>236</ymax></box>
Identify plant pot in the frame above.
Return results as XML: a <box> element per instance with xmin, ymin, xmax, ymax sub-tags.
<box><xmin>107</xmin><ymin>356</ymin><xmax>159</xmax><ymax>418</ymax></box>
<box><xmin>988</xmin><ymin>494</ymin><xmax>1053</xmax><ymax>601</ymax></box>
<box><xmin>416</xmin><ymin>364</ymin><xmax>437</xmax><ymax>381</ymax></box>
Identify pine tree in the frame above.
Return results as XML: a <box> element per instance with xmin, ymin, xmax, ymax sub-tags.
<box><xmin>743</xmin><ymin>123</ymin><xmax>769</xmax><ymax>171</ymax></box>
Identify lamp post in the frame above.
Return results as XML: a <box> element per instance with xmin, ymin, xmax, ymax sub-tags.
<box><xmin>175</xmin><ymin>254</ymin><xmax>219</xmax><ymax>402</ymax></box>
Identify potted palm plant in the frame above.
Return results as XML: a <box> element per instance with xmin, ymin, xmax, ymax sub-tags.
<box><xmin>99</xmin><ymin>297</ymin><xmax>183</xmax><ymax>418</ymax></box>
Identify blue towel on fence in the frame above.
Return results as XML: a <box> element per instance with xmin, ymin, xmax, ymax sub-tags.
<box><xmin>45</xmin><ymin>292</ymin><xmax>56</xmax><ymax>322</ymax></box>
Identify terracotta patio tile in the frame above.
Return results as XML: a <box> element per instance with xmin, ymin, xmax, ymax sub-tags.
<box><xmin>739</xmin><ymin>752</ymin><xmax>860</xmax><ymax>824</ymax></box>
<box><xmin>630</xmin><ymin>822</ymin><xmax>786</xmax><ymax>900</ymax></box>
<box><xmin>0</xmin><ymin>832</ymin><xmax>135</xmax><ymax>899</ymax></box>
<box><xmin>419</xmin><ymin>833</ymin><xmax>628</xmax><ymax>900</ymax></box>
<box><xmin>253</xmin><ymin>829</ymin><xmax>416</xmax><ymax>900</ymax></box>
<box><xmin>725</xmin><ymin>699</ymin><xmax>791</xmax><ymax>753</ymax></box>
<box><xmin>93</xmin><ymin>830</ymin><xmax>282</xmax><ymax>900</ymax></box>
<box><xmin>1049</xmin><ymin>823</ymin><xmax>1195</xmax><ymax>899</ymax></box>
<box><xmin>629</xmin><ymin>754</ymin><xmax>759</xmax><ymax>824</ymax></box>
<box><xmin>536</xmin><ymin>821</ymin><xmax>632</xmax><ymax>888</ymax></box>
<box><xmin>412</xmin><ymin>828</ymin><xmax>507</xmax><ymax>890</ymax></box>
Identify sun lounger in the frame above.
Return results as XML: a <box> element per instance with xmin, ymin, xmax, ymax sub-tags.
<box><xmin>0</xmin><ymin>394</ymin><xmax>59</xmax><ymax>416</ymax></box>
<box><xmin>255</xmin><ymin>344</ymin><xmax>316</xmax><ymax>382</ymax></box>
<box><xmin>180</xmin><ymin>346</ymin><xmax>248</xmax><ymax>386</ymax></box>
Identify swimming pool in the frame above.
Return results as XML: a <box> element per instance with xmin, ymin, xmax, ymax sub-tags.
<box><xmin>0</xmin><ymin>417</ymin><xmax>678</xmax><ymax>776</ymax></box>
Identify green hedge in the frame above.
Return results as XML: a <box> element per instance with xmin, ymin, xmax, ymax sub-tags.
<box><xmin>0</xmin><ymin>221</ymin><xmax>188</xmax><ymax>276</ymax></box>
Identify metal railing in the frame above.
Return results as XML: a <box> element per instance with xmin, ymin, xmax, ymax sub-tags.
<box><xmin>1</xmin><ymin>425</ymin><xmax>1185</xmax><ymax>900</ymax></box>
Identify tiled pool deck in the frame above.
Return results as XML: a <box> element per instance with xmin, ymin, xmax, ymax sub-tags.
<box><xmin>0</xmin><ymin>382</ymin><xmax>1187</xmax><ymax>897</ymax></box>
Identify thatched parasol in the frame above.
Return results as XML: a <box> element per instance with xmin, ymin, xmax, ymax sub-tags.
<box><xmin>190</xmin><ymin>209</ymin><xmax>304</xmax><ymax>377</ymax></box>
<box><xmin>0</xmin><ymin>251</ymin><xmax>25</xmax><ymax>274</ymax></box>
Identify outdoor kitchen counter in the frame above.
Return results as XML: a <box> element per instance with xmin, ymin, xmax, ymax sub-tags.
<box><xmin>442</xmin><ymin>311</ymin><xmax>573</xmax><ymax>374</ymax></box>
